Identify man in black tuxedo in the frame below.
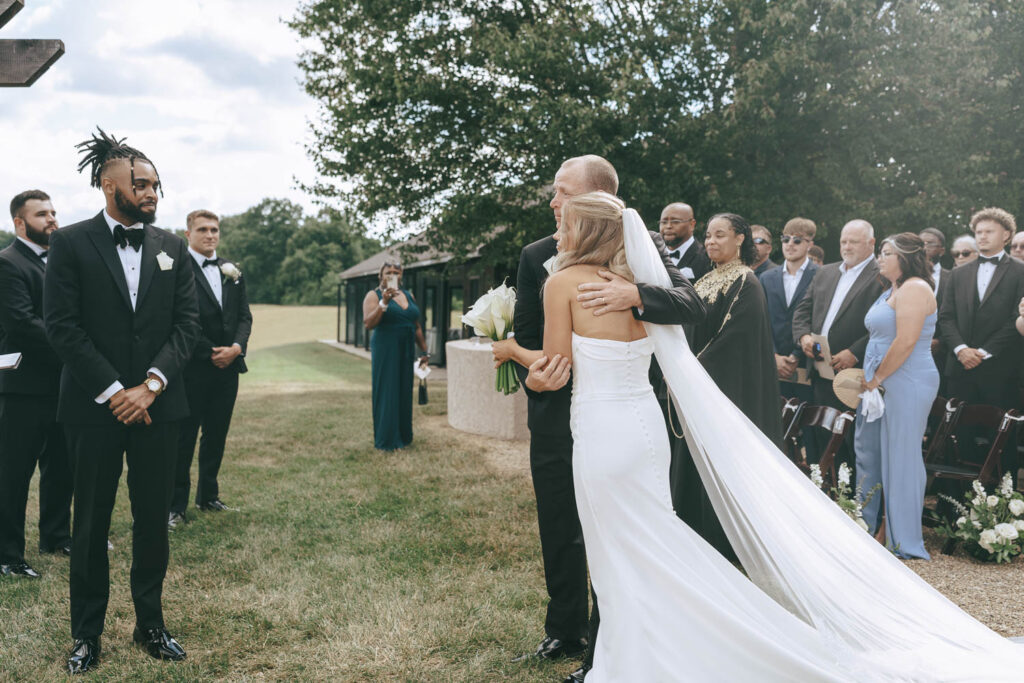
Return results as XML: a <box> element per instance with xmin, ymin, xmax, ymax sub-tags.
<box><xmin>44</xmin><ymin>131</ymin><xmax>200</xmax><ymax>674</ymax></box>
<box><xmin>658</xmin><ymin>202</ymin><xmax>710</xmax><ymax>282</ymax></box>
<box><xmin>938</xmin><ymin>208</ymin><xmax>1024</xmax><ymax>465</ymax></box>
<box><xmin>760</xmin><ymin>217</ymin><xmax>819</xmax><ymax>404</ymax></box>
<box><xmin>169</xmin><ymin>210</ymin><xmax>252</xmax><ymax>528</ymax></box>
<box><xmin>493</xmin><ymin>156</ymin><xmax>706</xmax><ymax>682</ymax></box>
<box><xmin>920</xmin><ymin>228</ymin><xmax>952</xmax><ymax>395</ymax></box>
<box><xmin>792</xmin><ymin>219</ymin><xmax>884</xmax><ymax>465</ymax></box>
<box><xmin>0</xmin><ymin>190</ymin><xmax>72</xmax><ymax>580</ymax></box>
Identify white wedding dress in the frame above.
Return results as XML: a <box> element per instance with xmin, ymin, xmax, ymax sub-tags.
<box><xmin>566</xmin><ymin>209</ymin><xmax>1023</xmax><ymax>681</ymax></box>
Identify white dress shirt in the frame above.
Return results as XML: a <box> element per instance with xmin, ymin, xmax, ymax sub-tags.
<box><xmin>16</xmin><ymin>236</ymin><xmax>47</xmax><ymax>264</ymax></box>
<box><xmin>190</xmin><ymin>246</ymin><xmax>223</xmax><ymax>307</ymax></box>
<box><xmin>94</xmin><ymin>210</ymin><xmax>168</xmax><ymax>404</ymax></box>
<box><xmin>782</xmin><ymin>257</ymin><xmax>810</xmax><ymax>306</ymax></box>
<box><xmin>821</xmin><ymin>255</ymin><xmax>874</xmax><ymax>342</ymax></box>
<box><xmin>669</xmin><ymin>236</ymin><xmax>696</xmax><ymax>280</ymax></box>
<box><xmin>952</xmin><ymin>251</ymin><xmax>1004</xmax><ymax>360</ymax></box>
<box><xmin>932</xmin><ymin>262</ymin><xmax>941</xmax><ymax>295</ymax></box>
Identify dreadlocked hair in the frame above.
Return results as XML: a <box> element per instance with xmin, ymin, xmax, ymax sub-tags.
<box><xmin>75</xmin><ymin>127</ymin><xmax>163</xmax><ymax>196</ymax></box>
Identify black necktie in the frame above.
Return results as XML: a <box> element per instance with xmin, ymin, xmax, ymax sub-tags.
<box><xmin>669</xmin><ymin>250</ymin><xmax>680</xmax><ymax>260</ymax></box>
<box><xmin>113</xmin><ymin>225</ymin><xmax>144</xmax><ymax>251</ymax></box>
<box><xmin>978</xmin><ymin>255</ymin><xmax>1001</xmax><ymax>265</ymax></box>
<box><xmin>203</xmin><ymin>258</ymin><xmax>220</xmax><ymax>268</ymax></box>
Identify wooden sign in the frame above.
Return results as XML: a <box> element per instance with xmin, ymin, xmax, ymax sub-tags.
<box><xmin>0</xmin><ymin>0</ymin><xmax>64</xmax><ymax>87</ymax></box>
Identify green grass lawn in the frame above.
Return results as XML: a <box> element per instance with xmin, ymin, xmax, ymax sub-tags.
<box><xmin>0</xmin><ymin>339</ymin><xmax>569</xmax><ymax>681</ymax></box>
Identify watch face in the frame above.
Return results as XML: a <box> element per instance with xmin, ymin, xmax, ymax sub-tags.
<box><xmin>148</xmin><ymin>379</ymin><xmax>160</xmax><ymax>391</ymax></box>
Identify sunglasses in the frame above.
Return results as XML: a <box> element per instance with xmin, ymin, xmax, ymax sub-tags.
<box><xmin>752</xmin><ymin>237</ymin><xmax>769</xmax><ymax>245</ymax></box>
<box><xmin>780</xmin><ymin>235</ymin><xmax>807</xmax><ymax>245</ymax></box>
<box><xmin>951</xmin><ymin>250</ymin><xmax>976</xmax><ymax>258</ymax></box>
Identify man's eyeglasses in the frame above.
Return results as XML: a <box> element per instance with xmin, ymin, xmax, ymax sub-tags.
<box><xmin>951</xmin><ymin>250</ymin><xmax>976</xmax><ymax>258</ymax></box>
<box><xmin>780</xmin><ymin>235</ymin><xmax>806</xmax><ymax>245</ymax></box>
<box><xmin>1011</xmin><ymin>244</ymin><xmax>1024</xmax><ymax>252</ymax></box>
<box><xmin>658</xmin><ymin>219</ymin><xmax>694</xmax><ymax>227</ymax></box>
<box><xmin>752</xmin><ymin>237</ymin><xmax>769</xmax><ymax>245</ymax></box>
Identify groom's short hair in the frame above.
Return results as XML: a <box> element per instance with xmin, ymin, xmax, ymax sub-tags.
<box><xmin>567</xmin><ymin>155</ymin><xmax>618</xmax><ymax>195</ymax></box>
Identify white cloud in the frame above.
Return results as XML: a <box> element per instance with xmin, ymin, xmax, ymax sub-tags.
<box><xmin>0</xmin><ymin>0</ymin><xmax>319</xmax><ymax>232</ymax></box>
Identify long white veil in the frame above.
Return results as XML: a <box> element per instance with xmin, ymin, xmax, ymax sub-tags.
<box><xmin>621</xmin><ymin>208</ymin><xmax>1021</xmax><ymax>680</ymax></box>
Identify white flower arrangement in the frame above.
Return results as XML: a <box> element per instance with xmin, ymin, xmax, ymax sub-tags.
<box><xmin>811</xmin><ymin>463</ymin><xmax>878</xmax><ymax>534</ymax></box>
<box><xmin>942</xmin><ymin>473</ymin><xmax>1024</xmax><ymax>563</ymax></box>
<box><xmin>462</xmin><ymin>280</ymin><xmax>519</xmax><ymax>395</ymax></box>
<box><xmin>220</xmin><ymin>262</ymin><xmax>242</xmax><ymax>283</ymax></box>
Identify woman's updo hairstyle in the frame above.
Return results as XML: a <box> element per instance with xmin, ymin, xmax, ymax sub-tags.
<box><xmin>881</xmin><ymin>232</ymin><xmax>934</xmax><ymax>290</ymax></box>
<box><xmin>555</xmin><ymin>191</ymin><xmax>633</xmax><ymax>282</ymax></box>
<box><xmin>707</xmin><ymin>212</ymin><xmax>757</xmax><ymax>266</ymax></box>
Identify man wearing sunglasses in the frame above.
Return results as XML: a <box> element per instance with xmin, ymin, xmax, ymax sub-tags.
<box><xmin>751</xmin><ymin>224</ymin><xmax>778</xmax><ymax>277</ymax></box>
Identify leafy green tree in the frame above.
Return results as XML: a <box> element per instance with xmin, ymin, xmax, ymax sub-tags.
<box><xmin>219</xmin><ymin>198</ymin><xmax>303</xmax><ymax>303</ymax></box>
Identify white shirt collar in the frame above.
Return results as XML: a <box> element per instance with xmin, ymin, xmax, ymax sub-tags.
<box><xmin>16</xmin><ymin>236</ymin><xmax>48</xmax><ymax>257</ymax></box>
<box><xmin>979</xmin><ymin>251</ymin><xmax>1005</xmax><ymax>262</ymax></box>
<box><xmin>839</xmin><ymin>254</ymin><xmax>874</xmax><ymax>276</ymax></box>
<box><xmin>670</xmin><ymin>236</ymin><xmax>694</xmax><ymax>257</ymax></box>
<box><xmin>932</xmin><ymin>262</ymin><xmax>941</xmax><ymax>276</ymax></box>
<box><xmin>784</xmin><ymin>256</ymin><xmax>810</xmax><ymax>277</ymax></box>
<box><xmin>189</xmin><ymin>246</ymin><xmax>218</xmax><ymax>266</ymax></box>
<box><xmin>103</xmin><ymin>209</ymin><xmax>143</xmax><ymax>233</ymax></box>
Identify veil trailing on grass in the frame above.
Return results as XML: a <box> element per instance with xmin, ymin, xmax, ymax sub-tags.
<box><xmin>621</xmin><ymin>207</ymin><xmax>1021</xmax><ymax>680</ymax></box>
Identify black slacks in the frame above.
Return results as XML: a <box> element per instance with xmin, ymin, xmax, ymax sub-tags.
<box><xmin>528</xmin><ymin>431</ymin><xmax>592</xmax><ymax>641</ymax></box>
<box><xmin>172</xmin><ymin>368</ymin><xmax>238</xmax><ymax>512</ymax></box>
<box><xmin>0</xmin><ymin>394</ymin><xmax>72</xmax><ymax>563</ymax></box>
<box><xmin>65</xmin><ymin>421</ymin><xmax>177</xmax><ymax>639</ymax></box>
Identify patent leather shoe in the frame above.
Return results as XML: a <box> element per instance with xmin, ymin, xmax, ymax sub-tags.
<box><xmin>564</xmin><ymin>662</ymin><xmax>592</xmax><ymax>682</ymax></box>
<box><xmin>0</xmin><ymin>562</ymin><xmax>41</xmax><ymax>578</ymax></box>
<box><xmin>511</xmin><ymin>635</ymin><xmax>587</xmax><ymax>662</ymax></box>
<box><xmin>133</xmin><ymin>626</ymin><xmax>187</xmax><ymax>661</ymax></box>
<box><xmin>197</xmin><ymin>499</ymin><xmax>234</xmax><ymax>512</ymax></box>
<box><xmin>39</xmin><ymin>542</ymin><xmax>72</xmax><ymax>556</ymax></box>
<box><xmin>67</xmin><ymin>638</ymin><xmax>100</xmax><ymax>674</ymax></box>
<box><xmin>168</xmin><ymin>511</ymin><xmax>186</xmax><ymax>529</ymax></box>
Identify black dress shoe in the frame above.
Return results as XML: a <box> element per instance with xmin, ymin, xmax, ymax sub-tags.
<box><xmin>564</xmin><ymin>662</ymin><xmax>592</xmax><ymax>682</ymax></box>
<box><xmin>197</xmin><ymin>499</ymin><xmax>234</xmax><ymax>512</ymax></box>
<box><xmin>133</xmin><ymin>626</ymin><xmax>187</xmax><ymax>661</ymax></box>
<box><xmin>512</xmin><ymin>636</ymin><xmax>588</xmax><ymax>662</ymax></box>
<box><xmin>39</xmin><ymin>542</ymin><xmax>73</xmax><ymax>556</ymax></box>
<box><xmin>67</xmin><ymin>638</ymin><xmax>100</xmax><ymax>674</ymax></box>
<box><xmin>168</xmin><ymin>511</ymin><xmax>186</xmax><ymax>529</ymax></box>
<box><xmin>0</xmin><ymin>562</ymin><xmax>41</xmax><ymax>578</ymax></box>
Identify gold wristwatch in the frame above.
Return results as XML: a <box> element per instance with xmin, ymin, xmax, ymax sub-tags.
<box><xmin>145</xmin><ymin>377</ymin><xmax>164</xmax><ymax>395</ymax></box>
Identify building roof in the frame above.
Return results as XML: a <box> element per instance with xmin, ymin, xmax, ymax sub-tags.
<box><xmin>339</xmin><ymin>231</ymin><xmax>481</xmax><ymax>280</ymax></box>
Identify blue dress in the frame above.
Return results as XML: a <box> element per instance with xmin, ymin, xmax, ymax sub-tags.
<box><xmin>855</xmin><ymin>288</ymin><xmax>939</xmax><ymax>559</ymax></box>
<box><xmin>370</xmin><ymin>288</ymin><xmax>420</xmax><ymax>450</ymax></box>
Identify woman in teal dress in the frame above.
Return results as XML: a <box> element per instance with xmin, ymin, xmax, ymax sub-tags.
<box><xmin>362</xmin><ymin>262</ymin><xmax>430</xmax><ymax>450</ymax></box>
<box><xmin>855</xmin><ymin>233</ymin><xmax>939</xmax><ymax>560</ymax></box>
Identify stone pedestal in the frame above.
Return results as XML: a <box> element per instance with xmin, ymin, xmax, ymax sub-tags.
<box><xmin>446</xmin><ymin>339</ymin><xmax>529</xmax><ymax>441</ymax></box>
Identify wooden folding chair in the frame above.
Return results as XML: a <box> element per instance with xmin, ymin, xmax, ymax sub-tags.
<box><xmin>922</xmin><ymin>398</ymin><xmax>964</xmax><ymax>464</ymax></box>
<box><xmin>927</xmin><ymin>406</ymin><xmax>1019</xmax><ymax>488</ymax></box>
<box><xmin>782</xmin><ymin>405</ymin><xmax>855</xmax><ymax>489</ymax></box>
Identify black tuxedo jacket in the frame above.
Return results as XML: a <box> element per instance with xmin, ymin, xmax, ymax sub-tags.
<box><xmin>513</xmin><ymin>232</ymin><xmax>707</xmax><ymax>436</ymax></box>
<box><xmin>44</xmin><ymin>213</ymin><xmax>201</xmax><ymax>424</ymax></box>
<box><xmin>187</xmin><ymin>257</ymin><xmax>252</xmax><ymax>374</ymax></box>
<box><xmin>759</xmin><ymin>260</ymin><xmax>819</xmax><ymax>358</ymax></box>
<box><xmin>937</xmin><ymin>256</ymin><xmax>1024</xmax><ymax>382</ymax></box>
<box><xmin>0</xmin><ymin>239</ymin><xmax>61</xmax><ymax>395</ymax></box>
<box><xmin>676</xmin><ymin>240</ymin><xmax>711</xmax><ymax>282</ymax></box>
<box><xmin>791</xmin><ymin>260</ymin><xmax>885</xmax><ymax>375</ymax></box>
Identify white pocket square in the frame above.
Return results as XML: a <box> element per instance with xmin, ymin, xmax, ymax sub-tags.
<box><xmin>156</xmin><ymin>251</ymin><xmax>174</xmax><ymax>271</ymax></box>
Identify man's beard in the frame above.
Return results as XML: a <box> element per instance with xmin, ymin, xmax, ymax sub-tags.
<box><xmin>24</xmin><ymin>222</ymin><xmax>54</xmax><ymax>247</ymax></box>
<box><xmin>114</xmin><ymin>188</ymin><xmax>157</xmax><ymax>224</ymax></box>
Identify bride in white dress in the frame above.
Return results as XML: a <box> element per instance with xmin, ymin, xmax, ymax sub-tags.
<box><xmin>533</xmin><ymin>191</ymin><xmax>1021</xmax><ymax>681</ymax></box>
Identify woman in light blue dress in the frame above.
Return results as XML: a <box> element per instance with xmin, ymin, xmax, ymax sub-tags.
<box><xmin>855</xmin><ymin>232</ymin><xmax>940</xmax><ymax>560</ymax></box>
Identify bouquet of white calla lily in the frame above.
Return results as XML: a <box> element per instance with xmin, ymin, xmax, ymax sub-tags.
<box><xmin>462</xmin><ymin>281</ymin><xmax>520</xmax><ymax>395</ymax></box>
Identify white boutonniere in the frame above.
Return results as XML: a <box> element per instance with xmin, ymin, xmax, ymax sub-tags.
<box><xmin>220</xmin><ymin>262</ymin><xmax>242</xmax><ymax>283</ymax></box>
<box><xmin>542</xmin><ymin>255</ymin><xmax>556</xmax><ymax>275</ymax></box>
<box><xmin>156</xmin><ymin>251</ymin><xmax>174</xmax><ymax>271</ymax></box>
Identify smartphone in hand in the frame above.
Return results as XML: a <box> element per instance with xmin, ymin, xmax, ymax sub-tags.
<box><xmin>386</xmin><ymin>274</ymin><xmax>399</xmax><ymax>290</ymax></box>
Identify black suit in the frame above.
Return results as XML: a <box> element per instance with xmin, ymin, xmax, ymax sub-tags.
<box><xmin>513</xmin><ymin>232</ymin><xmax>706</xmax><ymax>651</ymax></box>
<box><xmin>44</xmin><ymin>212</ymin><xmax>200</xmax><ymax>640</ymax></box>
<box><xmin>672</xmin><ymin>239</ymin><xmax>711</xmax><ymax>282</ymax></box>
<box><xmin>938</xmin><ymin>255</ymin><xmax>1024</xmax><ymax>411</ymax></box>
<box><xmin>791</xmin><ymin>259</ymin><xmax>885</xmax><ymax>464</ymax></box>
<box><xmin>172</xmin><ymin>255</ymin><xmax>252</xmax><ymax>513</ymax></box>
<box><xmin>760</xmin><ymin>260</ymin><xmax>819</xmax><ymax>402</ymax></box>
<box><xmin>0</xmin><ymin>239</ymin><xmax>72</xmax><ymax>563</ymax></box>
<box><xmin>932</xmin><ymin>266</ymin><xmax>952</xmax><ymax>395</ymax></box>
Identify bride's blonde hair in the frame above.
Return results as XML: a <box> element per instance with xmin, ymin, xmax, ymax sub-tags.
<box><xmin>554</xmin><ymin>191</ymin><xmax>634</xmax><ymax>282</ymax></box>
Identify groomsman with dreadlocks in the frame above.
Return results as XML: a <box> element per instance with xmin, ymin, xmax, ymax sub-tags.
<box><xmin>44</xmin><ymin>129</ymin><xmax>200</xmax><ymax>674</ymax></box>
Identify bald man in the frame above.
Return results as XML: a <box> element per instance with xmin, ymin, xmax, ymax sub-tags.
<box><xmin>792</xmin><ymin>220</ymin><xmax>884</xmax><ymax>466</ymax></box>
<box><xmin>659</xmin><ymin>203</ymin><xmax>710</xmax><ymax>282</ymax></box>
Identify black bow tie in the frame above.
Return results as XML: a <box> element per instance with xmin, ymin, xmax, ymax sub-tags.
<box><xmin>203</xmin><ymin>258</ymin><xmax>220</xmax><ymax>268</ymax></box>
<box><xmin>38</xmin><ymin>251</ymin><xmax>48</xmax><ymax>261</ymax></box>
<box><xmin>978</xmin><ymin>255</ymin><xmax>1002</xmax><ymax>265</ymax></box>
<box><xmin>669</xmin><ymin>250</ymin><xmax>681</xmax><ymax>260</ymax></box>
<box><xmin>113</xmin><ymin>225</ymin><xmax>144</xmax><ymax>251</ymax></box>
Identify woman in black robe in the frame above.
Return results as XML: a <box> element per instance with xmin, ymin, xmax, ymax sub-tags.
<box><xmin>670</xmin><ymin>213</ymin><xmax>782</xmax><ymax>560</ymax></box>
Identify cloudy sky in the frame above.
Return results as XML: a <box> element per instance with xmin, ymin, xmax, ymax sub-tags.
<box><xmin>0</xmin><ymin>0</ymin><xmax>319</xmax><ymax>232</ymax></box>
